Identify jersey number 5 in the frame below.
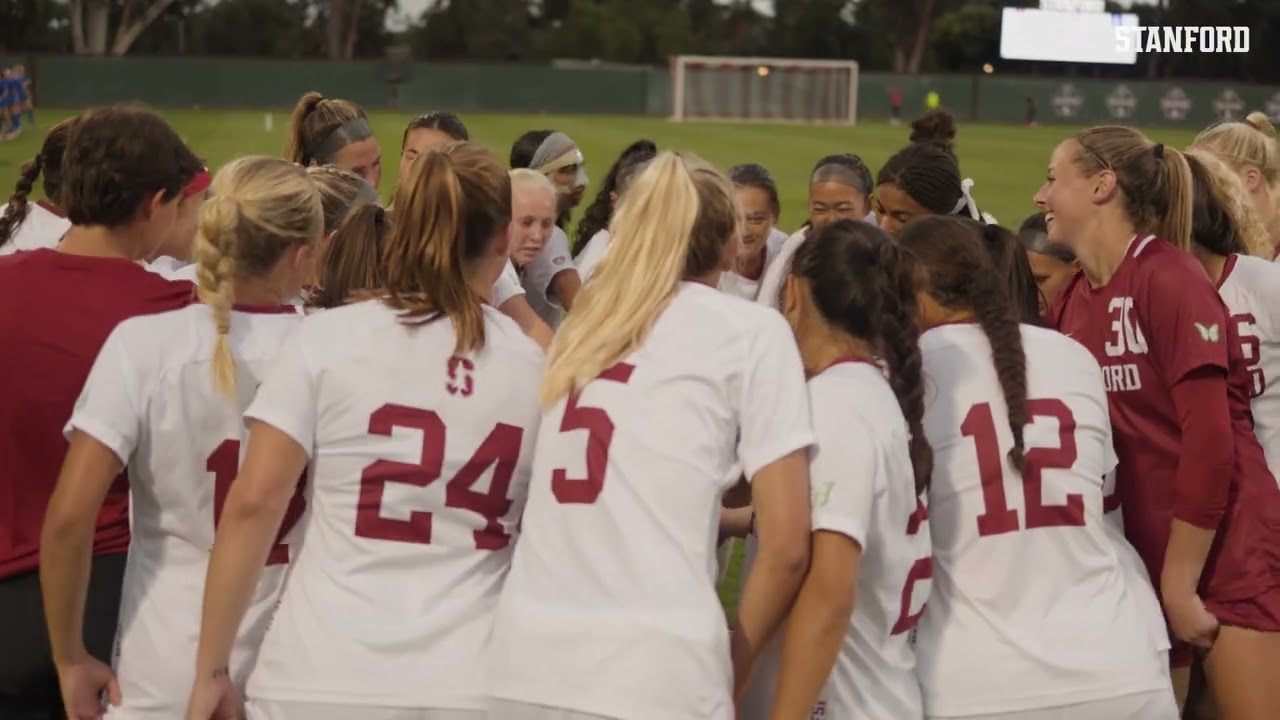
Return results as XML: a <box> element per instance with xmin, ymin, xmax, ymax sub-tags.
<box><xmin>208</xmin><ymin>439</ymin><xmax>306</xmax><ymax>566</ymax></box>
<box><xmin>551</xmin><ymin>362</ymin><xmax>636</xmax><ymax>504</ymax></box>
<box><xmin>962</xmin><ymin>398</ymin><xmax>1084</xmax><ymax>537</ymax></box>
<box><xmin>354</xmin><ymin>403</ymin><xmax>523</xmax><ymax>550</ymax></box>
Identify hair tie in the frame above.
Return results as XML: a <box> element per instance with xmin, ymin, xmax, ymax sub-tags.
<box><xmin>952</xmin><ymin>178</ymin><xmax>982</xmax><ymax>221</ymax></box>
<box><xmin>1153</xmin><ymin>143</ymin><xmax>1165</xmax><ymax>160</ymax></box>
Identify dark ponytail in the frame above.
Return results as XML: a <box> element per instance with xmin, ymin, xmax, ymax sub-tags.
<box><xmin>0</xmin><ymin>155</ymin><xmax>42</xmax><ymax>249</ymax></box>
<box><xmin>980</xmin><ymin>223</ymin><xmax>1043</xmax><ymax>326</ymax></box>
<box><xmin>899</xmin><ymin>215</ymin><xmax>1029</xmax><ymax>473</ymax></box>
<box><xmin>790</xmin><ymin>219</ymin><xmax>933</xmax><ymax>493</ymax></box>
<box><xmin>573</xmin><ymin>139</ymin><xmax>657</xmax><ymax>256</ymax></box>
<box><xmin>309</xmin><ymin>203</ymin><xmax>389</xmax><ymax>310</ymax></box>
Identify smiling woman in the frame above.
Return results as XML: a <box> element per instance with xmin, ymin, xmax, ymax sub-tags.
<box><xmin>283</xmin><ymin>91</ymin><xmax>383</xmax><ymax>190</ymax></box>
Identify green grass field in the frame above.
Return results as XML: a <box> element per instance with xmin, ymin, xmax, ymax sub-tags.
<box><xmin>0</xmin><ymin>109</ymin><xmax>1201</xmax><ymax>613</ymax></box>
<box><xmin>0</xmin><ymin>109</ymin><xmax>1201</xmax><ymax>232</ymax></box>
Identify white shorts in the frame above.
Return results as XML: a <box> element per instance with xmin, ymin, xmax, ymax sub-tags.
<box><xmin>928</xmin><ymin>688</ymin><xmax>1178</xmax><ymax>720</ymax></box>
<box><xmin>488</xmin><ymin>699</ymin><xmax>616</xmax><ymax>720</ymax></box>
<box><xmin>246</xmin><ymin>699</ymin><xmax>485</xmax><ymax>720</ymax></box>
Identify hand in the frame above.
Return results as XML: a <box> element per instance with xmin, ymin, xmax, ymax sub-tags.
<box><xmin>1163</xmin><ymin>592</ymin><xmax>1219</xmax><ymax>649</ymax></box>
<box><xmin>185</xmin><ymin>668</ymin><xmax>241</xmax><ymax>720</ymax></box>
<box><xmin>57</xmin><ymin>655</ymin><xmax>120</xmax><ymax>720</ymax></box>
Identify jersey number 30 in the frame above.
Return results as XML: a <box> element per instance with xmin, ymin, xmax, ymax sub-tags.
<box><xmin>962</xmin><ymin>398</ymin><xmax>1085</xmax><ymax>537</ymax></box>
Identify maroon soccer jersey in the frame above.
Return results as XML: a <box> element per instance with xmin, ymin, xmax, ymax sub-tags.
<box><xmin>1049</xmin><ymin>235</ymin><xmax>1280</xmax><ymax>609</ymax></box>
<box><xmin>0</xmin><ymin>249</ymin><xmax>194</xmax><ymax>580</ymax></box>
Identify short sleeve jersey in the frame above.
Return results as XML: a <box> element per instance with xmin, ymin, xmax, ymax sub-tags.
<box><xmin>66</xmin><ymin>304</ymin><xmax>303</xmax><ymax>716</ymax></box>
<box><xmin>756</xmin><ymin>227</ymin><xmax>808</xmax><ymax>311</ymax></box>
<box><xmin>0</xmin><ymin>249</ymin><xmax>193</xmax><ymax>580</ymax></box>
<box><xmin>0</xmin><ymin>201</ymin><xmax>70</xmax><ymax>255</ymax></box>
<box><xmin>243</xmin><ymin>299</ymin><xmax>544</xmax><ymax>711</ymax></box>
<box><xmin>492</xmin><ymin>260</ymin><xmax>526</xmax><ymax>307</ymax></box>
<box><xmin>522</xmin><ymin>226</ymin><xmax>576</xmax><ymax>328</ymax></box>
<box><xmin>1217</xmin><ymin>254</ymin><xmax>1280</xmax><ymax>478</ymax></box>
<box><xmin>487</xmin><ymin>282</ymin><xmax>815</xmax><ymax>720</ymax></box>
<box><xmin>740</xmin><ymin>359</ymin><xmax>930</xmax><ymax>720</ymax></box>
<box><xmin>1049</xmin><ymin>235</ymin><xmax>1279</xmax><ymax>604</ymax></box>
<box><xmin>574</xmin><ymin>229</ymin><xmax>611</xmax><ymax>285</ymax></box>
<box><xmin>718</xmin><ymin>234</ymin><xmax>784</xmax><ymax>302</ymax></box>
<box><xmin>914</xmin><ymin>323</ymin><xmax>1170</xmax><ymax>717</ymax></box>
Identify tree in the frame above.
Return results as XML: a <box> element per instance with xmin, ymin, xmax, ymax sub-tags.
<box><xmin>0</xmin><ymin>0</ymin><xmax>68</xmax><ymax>53</ymax></box>
<box><xmin>929</xmin><ymin>1</ymin><xmax>999</xmax><ymax>72</ymax></box>
<box><xmin>67</xmin><ymin>0</ymin><xmax>181</xmax><ymax>55</ymax></box>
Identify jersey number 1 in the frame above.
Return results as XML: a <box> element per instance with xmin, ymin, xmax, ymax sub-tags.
<box><xmin>208</xmin><ymin>439</ymin><xmax>306</xmax><ymax>566</ymax></box>
<box><xmin>961</xmin><ymin>399</ymin><xmax>1084</xmax><ymax>537</ymax></box>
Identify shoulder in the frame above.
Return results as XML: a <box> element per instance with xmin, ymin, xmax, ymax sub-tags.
<box><xmin>1022</xmin><ymin>323</ymin><xmax>1102</xmax><ymax>377</ymax></box>
<box><xmin>685</xmin><ymin>282</ymin><xmax>789</xmax><ymax>334</ymax></box>
<box><xmin>107</xmin><ymin>305</ymin><xmax>206</xmax><ymax>366</ymax></box>
<box><xmin>481</xmin><ymin>305</ymin><xmax>544</xmax><ymax>369</ymax></box>
<box><xmin>1130</xmin><ymin>235</ymin><xmax>1207</xmax><ymax>281</ymax></box>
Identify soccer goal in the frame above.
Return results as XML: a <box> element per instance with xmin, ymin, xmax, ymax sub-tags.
<box><xmin>670</xmin><ymin>55</ymin><xmax>859</xmax><ymax>125</ymax></box>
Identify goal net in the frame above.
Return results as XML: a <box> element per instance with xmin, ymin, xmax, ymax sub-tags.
<box><xmin>671</xmin><ymin>55</ymin><xmax>859</xmax><ymax>125</ymax></box>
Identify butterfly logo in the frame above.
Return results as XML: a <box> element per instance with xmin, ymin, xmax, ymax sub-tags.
<box><xmin>1194</xmin><ymin>322</ymin><xmax>1220</xmax><ymax>342</ymax></box>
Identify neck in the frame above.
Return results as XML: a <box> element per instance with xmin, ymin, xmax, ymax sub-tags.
<box><xmin>796</xmin><ymin>324</ymin><xmax>874</xmax><ymax>377</ymax></box>
<box><xmin>686</xmin><ymin>270</ymin><xmax>721</xmax><ymax>288</ymax></box>
<box><xmin>57</xmin><ymin>225</ymin><xmax>141</xmax><ymax>261</ymax></box>
<box><xmin>1191</xmin><ymin>244</ymin><xmax>1229</xmax><ymax>285</ymax></box>
<box><xmin>232</xmin><ymin>276</ymin><xmax>293</xmax><ymax>307</ymax></box>
<box><xmin>930</xmin><ymin>306</ymin><xmax>975</xmax><ymax>328</ymax></box>
<box><xmin>469</xmin><ymin>272</ymin><xmax>494</xmax><ymax>304</ymax></box>
<box><xmin>1075</xmin><ymin>215</ymin><xmax>1138</xmax><ymax>288</ymax></box>
<box><xmin>735</xmin><ymin>245</ymin><xmax>767</xmax><ymax>279</ymax></box>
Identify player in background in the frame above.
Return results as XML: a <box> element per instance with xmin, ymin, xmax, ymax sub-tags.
<box><xmin>16</xmin><ymin>65</ymin><xmax>33</xmax><ymax>125</ymax></box>
<box><xmin>901</xmin><ymin>215</ymin><xmax>1176</xmax><ymax>720</ymax></box>
<box><xmin>509</xmin><ymin>129</ymin><xmax>585</xmax><ymax>327</ymax></box>
<box><xmin>1190</xmin><ymin>112</ymin><xmax>1280</xmax><ymax>258</ymax></box>
<box><xmin>509</xmin><ymin>169</ymin><xmax>556</xmax><ymax>270</ymax></box>
<box><xmin>187</xmin><ymin>142</ymin><xmax>542</xmax><ymax>720</ymax></box>
<box><xmin>738</xmin><ymin>219</ymin><xmax>933</xmax><ymax>720</ymax></box>
<box><xmin>41</xmin><ymin>156</ymin><xmax>321</xmax><ymax>720</ymax></box>
<box><xmin>486</xmin><ymin>153</ymin><xmax>813</xmax><ymax>720</ymax></box>
<box><xmin>306</xmin><ymin>203</ymin><xmax>388</xmax><ymax>310</ymax></box>
<box><xmin>1038</xmin><ymin>127</ymin><xmax>1280</xmax><ymax>717</ymax></box>
<box><xmin>0</xmin><ymin>106</ymin><xmax>202</xmax><ymax>720</ymax></box>
<box><xmin>1</xmin><ymin>68</ymin><xmax>14</xmax><ymax>139</ymax></box>
<box><xmin>875</xmin><ymin>143</ymin><xmax>994</xmax><ymax>237</ymax></box>
<box><xmin>1017</xmin><ymin>211</ymin><xmax>1078</xmax><ymax>318</ymax></box>
<box><xmin>756</xmin><ymin>153</ymin><xmax>876</xmax><ymax>309</ymax></box>
<box><xmin>0</xmin><ymin>116</ymin><xmax>77</xmax><ymax>255</ymax></box>
<box><xmin>572</xmin><ymin>139</ymin><xmax>658</xmax><ymax>256</ymax></box>
<box><xmin>976</xmin><ymin>223</ymin><xmax>1042</xmax><ymax>325</ymax></box>
<box><xmin>718</xmin><ymin>163</ymin><xmax>788</xmax><ymax>301</ymax></box>
<box><xmin>574</xmin><ymin>147</ymin><xmax>656</xmax><ymax>284</ymax></box>
<box><xmin>399</xmin><ymin>111</ymin><xmax>470</xmax><ymax>183</ymax></box>
<box><xmin>283</xmin><ymin>91</ymin><xmax>382</xmax><ymax>189</ymax></box>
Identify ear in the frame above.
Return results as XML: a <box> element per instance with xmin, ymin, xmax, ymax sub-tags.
<box><xmin>291</xmin><ymin>243</ymin><xmax>315</xmax><ymax>278</ymax></box>
<box><xmin>1090</xmin><ymin>168</ymin><xmax>1120</xmax><ymax>205</ymax></box>
<box><xmin>140</xmin><ymin>189</ymin><xmax>169</xmax><ymax>223</ymax></box>
<box><xmin>781</xmin><ymin>274</ymin><xmax>801</xmax><ymax>319</ymax></box>
<box><xmin>1243</xmin><ymin>166</ymin><xmax>1265</xmax><ymax>194</ymax></box>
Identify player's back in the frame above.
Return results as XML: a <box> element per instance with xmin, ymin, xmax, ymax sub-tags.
<box><xmin>246</xmin><ymin>298</ymin><xmax>544</xmax><ymax>711</ymax></box>
<box><xmin>66</xmin><ymin>302</ymin><xmax>301</xmax><ymax>718</ymax></box>
<box><xmin>915</xmin><ymin>323</ymin><xmax>1169</xmax><ymax>717</ymax></box>
<box><xmin>1218</xmin><ymin>253</ymin><xmax>1280</xmax><ymax>479</ymax></box>
<box><xmin>488</xmin><ymin>281</ymin><xmax>813</xmax><ymax>720</ymax></box>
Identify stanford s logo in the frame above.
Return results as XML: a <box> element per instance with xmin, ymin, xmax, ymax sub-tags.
<box><xmin>810</xmin><ymin>700</ymin><xmax>827</xmax><ymax>719</ymax></box>
<box><xmin>446</xmin><ymin>356</ymin><xmax>475</xmax><ymax>397</ymax></box>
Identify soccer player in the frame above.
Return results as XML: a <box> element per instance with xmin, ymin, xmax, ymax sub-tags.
<box><xmin>738</xmin><ymin>219</ymin><xmax>933</xmax><ymax>720</ymax></box>
<box><xmin>718</xmin><ymin>163</ymin><xmax>787</xmax><ymax>301</ymax></box>
<box><xmin>0</xmin><ymin>68</ymin><xmax>14</xmax><ymax>139</ymax></box>
<box><xmin>1038</xmin><ymin>127</ymin><xmax>1280</xmax><ymax>717</ymax></box>
<box><xmin>0</xmin><ymin>106</ymin><xmax>202</xmax><ymax>719</ymax></box>
<box><xmin>572</xmin><ymin>139</ymin><xmax>658</xmax><ymax>257</ymax></box>
<box><xmin>875</xmin><ymin>141</ymin><xmax>994</xmax><ymax>237</ymax></box>
<box><xmin>398</xmin><ymin>111</ymin><xmax>470</xmax><ymax>183</ymax></box>
<box><xmin>574</xmin><ymin>149</ymin><xmax>656</xmax><ymax>285</ymax></box>
<box><xmin>903</xmin><ymin>215</ymin><xmax>1177</xmax><ymax>720</ymax></box>
<box><xmin>509</xmin><ymin>129</ymin><xmax>586</xmax><ymax>326</ymax></box>
<box><xmin>756</xmin><ymin>154</ymin><xmax>876</xmax><ymax>309</ymax></box>
<box><xmin>509</xmin><ymin>169</ymin><xmax>556</xmax><ymax>269</ymax></box>
<box><xmin>486</xmin><ymin>152</ymin><xmax>813</xmax><ymax>720</ymax></box>
<box><xmin>1190</xmin><ymin>112</ymin><xmax>1280</xmax><ymax>258</ymax></box>
<box><xmin>1017</xmin><ymin>211</ymin><xmax>1078</xmax><ymax>317</ymax></box>
<box><xmin>976</xmin><ymin>222</ymin><xmax>1042</xmax><ymax>325</ymax></box>
<box><xmin>0</xmin><ymin>116</ymin><xmax>78</xmax><ymax>255</ymax></box>
<box><xmin>186</xmin><ymin>142</ymin><xmax>542</xmax><ymax>720</ymax></box>
<box><xmin>41</xmin><ymin>156</ymin><xmax>321</xmax><ymax>720</ymax></box>
<box><xmin>283</xmin><ymin>91</ymin><xmax>382</xmax><ymax>188</ymax></box>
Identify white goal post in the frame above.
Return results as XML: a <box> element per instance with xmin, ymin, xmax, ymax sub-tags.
<box><xmin>670</xmin><ymin>55</ymin><xmax>859</xmax><ymax>125</ymax></box>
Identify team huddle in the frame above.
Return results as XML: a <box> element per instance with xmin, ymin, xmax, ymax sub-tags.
<box><xmin>0</xmin><ymin>93</ymin><xmax>1278</xmax><ymax>720</ymax></box>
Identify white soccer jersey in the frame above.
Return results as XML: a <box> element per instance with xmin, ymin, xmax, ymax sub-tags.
<box><xmin>740</xmin><ymin>359</ymin><xmax>930</xmax><ymax>720</ymax></box>
<box><xmin>718</xmin><ymin>229</ymin><xmax>785</xmax><ymax>301</ymax></box>
<box><xmin>0</xmin><ymin>201</ymin><xmax>69</xmax><ymax>255</ymax></box>
<box><xmin>756</xmin><ymin>227</ymin><xmax>807</xmax><ymax>311</ymax></box>
<box><xmin>522</xmin><ymin>226</ymin><xmax>576</xmax><ymax>328</ymax></box>
<box><xmin>493</xmin><ymin>260</ymin><xmax>526</xmax><ymax>307</ymax></box>
<box><xmin>64</xmin><ymin>303</ymin><xmax>303</xmax><ymax>719</ymax></box>
<box><xmin>243</xmin><ymin>299</ymin><xmax>544</xmax><ymax>711</ymax></box>
<box><xmin>1217</xmin><ymin>253</ymin><xmax>1280</xmax><ymax>484</ymax></box>
<box><xmin>574</xmin><ymin>228</ymin><xmax>610</xmax><ymax>284</ymax></box>
<box><xmin>487</xmin><ymin>281</ymin><xmax>814</xmax><ymax>720</ymax></box>
<box><xmin>915</xmin><ymin>323</ymin><xmax>1169</xmax><ymax>717</ymax></box>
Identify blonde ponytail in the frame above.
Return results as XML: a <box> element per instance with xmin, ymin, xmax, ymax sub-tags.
<box><xmin>542</xmin><ymin>152</ymin><xmax>736</xmax><ymax>406</ymax></box>
<box><xmin>195</xmin><ymin>194</ymin><xmax>240</xmax><ymax>399</ymax></box>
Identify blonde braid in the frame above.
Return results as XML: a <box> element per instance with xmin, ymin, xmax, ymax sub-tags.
<box><xmin>195</xmin><ymin>194</ymin><xmax>239</xmax><ymax>399</ymax></box>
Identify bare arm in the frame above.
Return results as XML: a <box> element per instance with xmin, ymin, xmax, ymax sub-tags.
<box><xmin>194</xmin><ymin>421</ymin><xmax>306</xmax><ymax>677</ymax></box>
<box><xmin>40</xmin><ymin>433</ymin><xmax>123</xmax><ymax>665</ymax></box>
<box><xmin>498</xmin><ymin>294</ymin><xmax>554</xmax><ymax>349</ymax></box>
<box><xmin>731</xmin><ymin>450</ymin><xmax>811</xmax><ymax>700</ymax></box>
<box><xmin>549</xmin><ymin>268</ymin><xmax>582</xmax><ymax>312</ymax></box>
<box><xmin>770</xmin><ymin>531</ymin><xmax>859</xmax><ymax>719</ymax></box>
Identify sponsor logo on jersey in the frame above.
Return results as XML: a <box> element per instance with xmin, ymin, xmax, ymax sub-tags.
<box><xmin>1195</xmin><ymin>322</ymin><xmax>1220</xmax><ymax>342</ymax></box>
<box><xmin>811</xmin><ymin>481</ymin><xmax>834</xmax><ymax>509</ymax></box>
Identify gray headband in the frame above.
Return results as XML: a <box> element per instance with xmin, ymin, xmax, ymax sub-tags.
<box><xmin>309</xmin><ymin>117</ymin><xmax>374</xmax><ymax>165</ymax></box>
<box><xmin>811</xmin><ymin>163</ymin><xmax>871</xmax><ymax>195</ymax></box>
<box><xmin>530</xmin><ymin>132</ymin><xmax>588</xmax><ymax>190</ymax></box>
